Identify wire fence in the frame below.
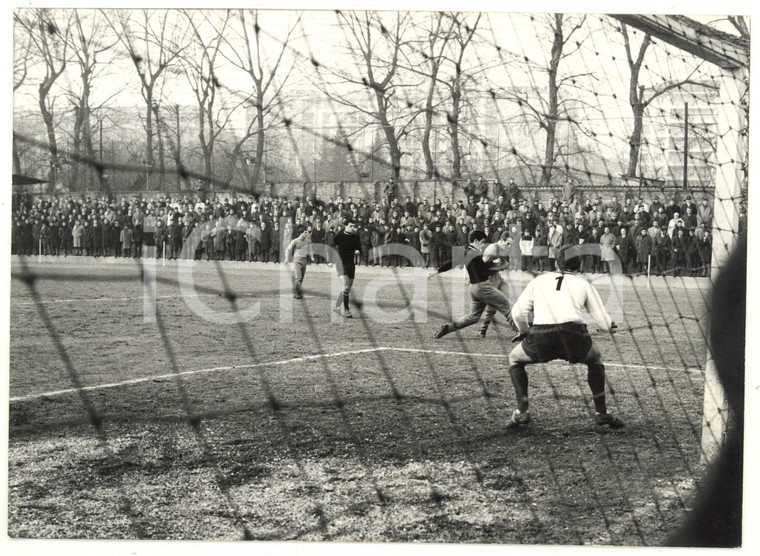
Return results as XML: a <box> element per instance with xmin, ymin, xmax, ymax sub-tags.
<box><xmin>8</xmin><ymin>8</ymin><xmax>747</xmax><ymax>547</ymax></box>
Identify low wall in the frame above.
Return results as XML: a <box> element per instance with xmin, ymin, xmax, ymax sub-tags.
<box><xmin>21</xmin><ymin>179</ymin><xmax>716</xmax><ymax>206</ymax></box>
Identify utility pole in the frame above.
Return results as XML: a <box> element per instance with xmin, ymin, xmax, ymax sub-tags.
<box><xmin>99</xmin><ymin>120</ymin><xmax>103</xmax><ymax>192</ymax></box>
<box><xmin>112</xmin><ymin>141</ymin><xmax>116</xmax><ymax>191</ymax></box>
<box><xmin>176</xmin><ymin>104</ymin><xmax>181</xmax><ymax>191</ymax></box>
<box><xmin>683</xmin><ymin>102</ymin><xmax>689</xmax><ymax>190</ymax></box>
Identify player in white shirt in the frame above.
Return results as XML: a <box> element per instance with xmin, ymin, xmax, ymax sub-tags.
<box><xmin>505</xmin><ymin>245</ymin><xmax>624</xmax><ymax>430</ymax></box>
<box><xmin>285</xmin><ymin>229</ymin><xmax>312</xmax><ymax>299</ymax></box>
<box><xmin>479</xmin><ymin>231</ymin><xmax>516</xmax><ymax>338</ymax></box>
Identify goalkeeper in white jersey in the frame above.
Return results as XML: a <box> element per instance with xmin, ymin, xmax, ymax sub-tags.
<box><xmin>505</xmin><ymin>245</ymin><xmax>624</xmax><ymax>430</ymax></box>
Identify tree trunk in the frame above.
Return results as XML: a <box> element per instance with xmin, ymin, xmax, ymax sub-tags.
<box><xmin>450</xmin><ymin>88</ymin><xmax>462</xmax><ymax>179</ymax></box>
<box><xmin>627</xmin><ymin>100</ymin><xmax>645</xmax><ymax>177</ymax></box>
<box><xmin>422</xmin><ymin>61</ymin><xmax>438</xmax><ymax>178</ymax></box>
<box><xmin>144</xmin><ymin>89</ymin><xmax>155</xmax><ymax>190</ymax></box>
<box><xmin>540</xmin><ymin>14</ymin><xmax>563</xmax><ymax>188</ymax></box>
<box><xmin>39</xmin><ymin>82</ymin><xmax>58</xmax><ymax>192</ymax></box>
<box><xmin>253</xmin><ymin>92</ymin><xmax>265</xmax><ymax>187</ymax></box>
<box><xmin>153</xmin><ymin>104</ymin><xmax>165</xmax><ymax>192</ymax></box>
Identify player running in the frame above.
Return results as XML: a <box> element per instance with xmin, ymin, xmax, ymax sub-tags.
<box><xmin>479</xmin><ymin>231</ymin><xmax>516</xmax><ymax>338</ymax></box>
<box><xmin>505</xmin><ymin>245</ymin><xmax>624</xmax><ymax>430</ymax></box>
<box><xmin>429</xmin><ymin>229</ymin><xmax>517</xmax><ymax>338</ymax></box>
<box><xmin>285</xmin><ymin>229</ymin><xmax>312</xmax><ymax>299</ymax></box>
<box><xmin>332</xmin><ymin>218</ymin><xmax>361</xmax><ymax>318</ymax></box>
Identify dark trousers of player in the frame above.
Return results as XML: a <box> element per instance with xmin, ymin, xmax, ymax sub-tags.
<box><xmin>508</xmin><ymin>323</ymin><xmax>608</xmax><ymax>415</ymax></box>
<box><xmin>293</xmin><ymin>260</ymin><xmax>307</xmax><ymax>296</ymax></box>
<box><xmin>480</xmin><ymin>274</ymin><xmax>516</xmax><ymax>333</ymax></box>
<box><xmin>449</xmin><ymin>281</ymin><xmax>514</xmax><ymax>332</ymax></box>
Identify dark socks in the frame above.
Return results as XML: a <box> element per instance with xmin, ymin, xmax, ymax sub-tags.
<box><xmin>587</xmin><ymin>362</ymin><xmax>607</xmax><ymax>413</ymax></box>
<box><xmin>508</xmin><ymin>364</ymin><xmax>530</xmax><ymax>413</ymax></box>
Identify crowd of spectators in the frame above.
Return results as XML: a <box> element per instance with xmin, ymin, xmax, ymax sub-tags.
<box><xmin>11</xmin><ymin>185</ymin><xmax>738</xmax><ymax>277</ymax></box>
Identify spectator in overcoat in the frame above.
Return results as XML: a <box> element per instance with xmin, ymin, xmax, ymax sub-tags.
<box><xmin>547</xmin><ymin>222</ymin><xmax>564</xmax><ymax>271</ymax></box>
<box><xmin>698</xmin><ymin>230</ymin><xmax>712</xmax><ymax>277</ymax></box>
<box><xmin>615</xmin><ymin>227</ymin><xmax>635</xmax><ymax>275</ymax></box>
<box><xmin>599</xmin><ymin>226</ymin><xmax>617</xmax><ymax>274</ymax></box>
<box><xmin>685</xmin><ymin>229</ymin><xmax>700</xmax><ymax>276</ymax></box>
<box><xmin>654</xmin><ymin>229</ymin><xmax>672</xmax><ymax>276</ymax></box>
<box><xmin>671</xmin><ymin>228</ymin><xmax>688</xmax><ymax>276</ymax></box>
<box><xmin>634</xmin><ymin>227</ymin><xmax>654</xmax><ymax>274</ymax></box>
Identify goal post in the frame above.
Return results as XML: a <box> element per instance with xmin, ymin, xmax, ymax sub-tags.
<box><xmin>700</xmin><ymin>65</ymin><xmax>747</xmax><ymax>463</ymax></box>
<box><xmin>611</xmin><ymin>15</ymin><xmax>748</xmax><ymax>464</ymax></box>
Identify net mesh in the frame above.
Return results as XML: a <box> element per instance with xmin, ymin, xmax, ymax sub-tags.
<box><xmin>9</xmin><ymin>8</ymin><xmax>748</xmax><ymax>545</ymax></box>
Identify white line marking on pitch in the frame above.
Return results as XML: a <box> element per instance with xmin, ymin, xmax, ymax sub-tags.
<box><xmin>8</xmin><ymin>347</ymin><xmax>386</xmax><ymax>403</ymax></box>
<box><xmin>9</xmin><ymin>346</ymin><xmax>699</xmax><ymax>403</ymax></box>
<box><xmin>380</xmin><ymin>347</ymin><xmax>693</xmax><ymax>373</ymax></box>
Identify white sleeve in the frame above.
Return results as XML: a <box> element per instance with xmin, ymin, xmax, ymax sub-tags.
<box><xmin>584</xmin><ymin>283</ymin><xmax>613</xmax><ymax>331</ymax></box>
<box><xmin>511</xmin><ymin>280</ymin><xmax>535</xmax><ymax>334</ymax></box>
<box><xmin>482</xmin><ymin>244</ymin><xmax>497</xmax><ymax>262</ymax></box>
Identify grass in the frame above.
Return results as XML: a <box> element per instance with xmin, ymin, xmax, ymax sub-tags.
<box><xmin>8</xmin><ymin>257</ymin><xmax>713</xmax><ymax>544</ymax></box>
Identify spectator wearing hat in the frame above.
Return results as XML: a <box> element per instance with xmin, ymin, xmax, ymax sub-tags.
<box><xmin>652</xmin><ymin>205</ymin><xmax>669</xmax><ymax>229</ymax></box>
<box><xmin>60</xmin><ymin>217</ymin><xmax>72</xmax><ymax>256</ymax></box>
<box><xmin>270</xmin><ymin>221</ymin><xmax>281</xmax><ymax>263</ymax></box>
<box><xmin>170</xmin><ymin>219</ymin><xmax>184</xmax><ymax>259</ymax></box>
<box><xmin>653</xmin><ymin>228</ymin><xmax>672</xmax><ymax>275</ymax></box>
<box><xmin>92</xmin><ymin>219</ymin><xmax>103</xmax><ymax>257</ymax></box>
<box><xmin>154</xmin><ymin>220</ymin><xmax>166</xmax><ymax>259</ymax></box>
<box><xmin>547</xmin><ymin>221</ymin><xmax>564</xmax><ymax>271</ymax></box>
<box><xmin>671</xmin><ymin>228</ymin><xmax>688</xmax><ymax>276</ymax></box>
<box><xmin>615</xmin><ymin>227</ymin><xmax>635</xmax><ymax>275</ymax></box>
<box><xmin>686</xmin><ymin>229</ymin><xmax>700</xmax><ymax>276</ymax></box>
<box><xmin>532</xmin><ymin>223</ymin><xmax>549</xmax><ymax>272</ymax></box>
<box><xmin>634</xmin><ymin>227</ymin><xmax>654</xmax><ymax>274</ymax></box>
<box><xmin>110</xmin><ymin>220</ymin><xmax>121</xmax><ymax>257</ymax></box>
<box><xmin>681</xmin><ymin>195</ymin><xmax>698</xmax><ymax>218</ymax></box>
<box><xmin>698</xmin><ymin>230</ymin><xmax>713</xmax><ymax>277</ymax></box>
<box><xmin>120</xmin><ymin>223</ymin><xmax>133</xmax><ymax>258</ymax></box>
<box><xmin>599</xmin><ymin>226</ymin><xmax>617</xmax><ymax>274</ymax></box>
<box><xmin>697</xmin><ymin>198</ymin><xmax>713</xmax><ymax>228</ymax></box>
<box><xmin>649</xmin><ymin>195</ymin><xmax>664</xmax><ymax>216</ymax></box>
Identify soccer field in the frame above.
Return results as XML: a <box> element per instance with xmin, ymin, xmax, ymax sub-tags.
<box><xmin>8</xmin><ymin>257</ymin><xmax>712</xmax><ymax>544</ymax></box>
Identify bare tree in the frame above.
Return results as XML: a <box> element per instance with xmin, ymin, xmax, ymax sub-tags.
<box><xmin>15</xmin><ymin>8</ymin><xmax>72</xmax><ymax>189</ymax></box>
<box><xmin>499</xmin><ymin>14</ymin><xmax>594</xmax><ymax>187</ymax></box>
<box><xmin>441</xmin><ymin>13</ymin><xmax>482</xmax><ymax>180</ymax></box>
<box><xmin>727</xmin><ymin>16</ymin><xmax>750</xmax><ymax>39</ymax></box>
<box><xmin>63</xmin><ymin>10</ymin><xmax>119</xmax><ymax>192</ymax></box>
<box><xmin>13</xmin><ymin>18</ymin><xmax>35</xmax><ymax>175</ymax></box>
<box><xmin>176</xmin><ymin>10</ymin><xmax>234</xmax><ymax>193</ymax></box>
<box><xmin>325</xmin><ymin>11</ymin><xmax>420</xmax><ymax>181</ymax></box>
<box><xmin>414</xmin><ymin>12</ymin><xmax>454</xmax><ymax>179</ymax></box>
<box><xmin>221</xmin><ymin>9</ymin><xmax>301</xmax><ymax>191</ymax></box>
<box><xmin>105</xmin><ymin>9</ymin><xmax>185</xmax><ymax>191</ymax></box>
<box><xmin>620</xmin><ymin>23</ymin><xmax>717</xmax><ymax>178</ymax></box>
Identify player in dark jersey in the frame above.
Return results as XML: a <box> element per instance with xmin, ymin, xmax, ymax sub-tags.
<box><xmin>505</xmin><ymin>245</ymin><xmax>624</xmax><ymax>430</ymax></box>
<box><xmin>333</xmin><ymin>218</ymin><xmax>362</xmax><ymax>318</ymax></box>
<box><xmin>428</xmin><ymin>229</ymin><xmax>516</xmax><ymax>338</ymax></box>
